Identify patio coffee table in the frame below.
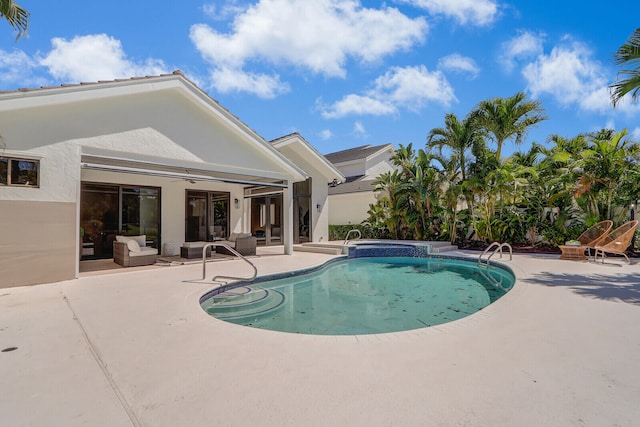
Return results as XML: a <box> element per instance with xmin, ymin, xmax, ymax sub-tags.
<box><xmin>180</xmin><ymin>242</ymin><xmax>212</xmax><ymax>259</ymax></box>
<box><xmin>559</xmin><ymin>245</ymin><xmax>587</xmax><ymax>261</ymax></box>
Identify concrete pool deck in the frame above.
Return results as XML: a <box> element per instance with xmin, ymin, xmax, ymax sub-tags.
<box><xmin>2</xmin><ymin>248</ymin><xmax>640</xmax><ymax>426</ymax></box>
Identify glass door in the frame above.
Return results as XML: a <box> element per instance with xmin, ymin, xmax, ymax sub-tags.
<box><xmin>80</xmin><ymin>183</ymin><xmax>161</xmax><ymax>260</ymax></box>
<box><xmin>210</xmin><ymin>193</ymin><xmax>229</xmax><ymax>239</ymax></box>
<box><xmin>250</xmin><ymin>195</ymin><xmax>282</xmax><ymax>246</ymax></box>
<box><xmin>186</xmin><ymin>191</ymin><xmax>207</xmax><ymax>241</ymax></box>
<box><xmin>185</xmin><ymin>190</ymin><xmax>230</xmax><ymax>242</ymax></box>
<box><xmin>294</xmin><ymin>178</ymin><xmax>312</xmax><ymax>243</ymax></box>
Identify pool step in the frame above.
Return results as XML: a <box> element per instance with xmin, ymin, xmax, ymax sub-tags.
<box><xmin>204</xmin><ymin>287</ymin><xmax>285</xmax><ymax>321</ymax></box>
<box><xmin>293</xmin><ymin>243</ymin><xmax>345</xmax><ymax>255</ymax></box>
<box><xmin>429</xmin><ymin>243</ymin><xmax>458</xmax><ymax>253</ymax></box>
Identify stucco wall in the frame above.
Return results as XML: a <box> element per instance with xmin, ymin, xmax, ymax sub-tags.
<box><xmin>328</xmin><ymin>191</ymin><xmax>377</xmax><ymax>225</ymax></box>
<box><xmin>0</xmin><ymin>200</ymin><xmax>76</xmax><ymax>288</ymax></box>
<box><xmin>336</xmin><ymin>159</ymin><xmax>366</xmax><ymax>178</ymax></box>
<box><xmin>365</xmin><ymin>150</ymin><xmax>396</xmax><ymax>179</ymax></box>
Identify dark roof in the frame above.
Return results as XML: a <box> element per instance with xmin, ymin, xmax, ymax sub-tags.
<box><xmin>328</xmin><ymin>175</ymin><xmax>377</xmax><ymax>195</ymax></box>
<box><xmin>324</xmin><ymin>144</ymin><xmax>394</xmax><ymax>164</ymax></box>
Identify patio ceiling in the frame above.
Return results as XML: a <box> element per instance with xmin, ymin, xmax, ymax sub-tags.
<box><xmin>81</xmin><ymin>148</ymin><xmax>290</xmax><ymax>188</ymax></box>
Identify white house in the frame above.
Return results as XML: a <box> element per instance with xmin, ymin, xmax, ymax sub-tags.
<box><xmin>0</xmin><ymin>71</ymin><xmax>341</xmax><ymax>288</ymax></box>
<box><xmin>325</xmin><ymin>144</ymin><xmax>396</xmax><ymax>225</ymax></box>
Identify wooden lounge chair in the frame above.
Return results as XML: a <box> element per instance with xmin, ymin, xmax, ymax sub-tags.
<box><xmin>559</xmin><ymin>220</ymin><xmax>613</xmax><ymax>260</ymax></box>
<box><xmin>593</xmin><ymin>220</ymin><xmax>638</xmax><ymax>264</ymax></box>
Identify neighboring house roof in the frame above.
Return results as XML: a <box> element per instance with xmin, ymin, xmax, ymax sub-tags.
<box><xmin>0</xmin><ymin>70</ymin><xmax>307</xmax><ymax>184</ymax></box>
<box><xmin>324</xmin><ymin>143</ymin><xmax>394</xmax><ymax>164</ymax></box>
<box><xmin>270</xmin><ymin>133</ymin><xmax>344</xmax><ymax>182</ymax></box>
<box><xmin>328</xmin><ymin>175</ymin><xmax>377</xmax><ymax>195</ymax></box>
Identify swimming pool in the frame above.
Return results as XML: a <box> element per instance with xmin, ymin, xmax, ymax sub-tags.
<box><xmin>200</xmin><ymin>254</ymin><xmax>515</xmax><ymax>335</ymax></box>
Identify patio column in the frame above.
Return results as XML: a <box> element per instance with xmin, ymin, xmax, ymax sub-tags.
<box><xmin>283</xmin><ymin>181</ymin><xmax>294</xmax><ymax>255</ymax></box>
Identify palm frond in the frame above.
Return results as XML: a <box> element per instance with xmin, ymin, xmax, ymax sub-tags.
<box><xmin>0</xmin><ymin>0</ymin><xmax>29</xmax><ymax>39</ymax></box>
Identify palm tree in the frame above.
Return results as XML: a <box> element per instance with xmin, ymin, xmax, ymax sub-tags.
<box><xmin>574</xmin><ymin>129</ymin><xmax>640</xmax><ymax>221</ymax></box>
<box><xmin>0</xmin><ymin>0</ymin><xmax>29</xmax><ymax>39</ymax></box>
<box><xmin>475</xmin><ymin>92</ymin><xmax>546</xmax><ymax>160</ymax></box>
<box><xmin>427</xmin><ymin>111</ymin><xmax>482</xmax><ymax>182</ymax></box>
<box><xmin>610</xmin><ymin>28</ymin><xmax>640</xmax><ymax>107</ymax></box>
<box><xmin>372</xmin><ymin>170</ymin><xmax>405</xmax><ymax>239</ymax></box>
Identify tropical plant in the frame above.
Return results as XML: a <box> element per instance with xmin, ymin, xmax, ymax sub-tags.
<box><xmin>427</xmin><ymin>111</ymin><xmax>482</xmax><ymax>182</ymax></box>
<box><xmin>574</xmin><ymin>129</ymin><xmax>640</xmax><ymax>221</ymax></box>
<box><xmin>475</xmin><ymin>92</ymin><xmax>546</xmax><ymax>160</ymax></box>
<box><xmin>0</xmin><ymin>0</ymin><xmax>29</xmax><ymax>39</ymax></box>
<box><xmin>610</xmin><ymin>28</ymin><xmax>640</xmax><ymax>107</ymax></box>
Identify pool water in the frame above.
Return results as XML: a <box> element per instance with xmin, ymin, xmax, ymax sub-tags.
<box><xmin>201</xmin><ymin>256</ymin><xmax>514</xmax><ymax>335</ymax></box>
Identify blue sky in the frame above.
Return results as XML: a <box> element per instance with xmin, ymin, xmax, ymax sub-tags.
<box><xmin>1</xmin><ymin>0</ymin><xmax>638</xmax><ymax>156</ymax></box>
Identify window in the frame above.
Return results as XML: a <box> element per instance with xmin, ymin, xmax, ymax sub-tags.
<box><xmin>0</xmin><ymin>156</ymin><xmax>39</xmax><ymax>187</ymax></box>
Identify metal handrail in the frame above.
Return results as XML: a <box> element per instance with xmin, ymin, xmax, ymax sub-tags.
<box><xmin>343</xmin><ymin>229</ymin><xmax>362</xmax><ymax>245</ymax></box>
<box><xmin>200</xmin><ymin>242</ymin><xmax>258</xmax><ymax>283</ymax></box>
<box><xmin>478</xmin><ymin>242</ymin><xmax>512</xmax><ymax>268</ymax></box>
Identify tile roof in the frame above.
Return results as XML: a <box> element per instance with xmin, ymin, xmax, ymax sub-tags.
<box><xmin>328</xmin><ymin>175</ymin><xmax>377</xmax><ymax>195</ymax></box>
<box><xmin>0</xmin><ymin>70</ymin><xmax>188</xmax><ymax>94</ymax></box>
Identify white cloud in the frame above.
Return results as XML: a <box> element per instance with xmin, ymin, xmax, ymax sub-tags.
<box><xmin>39</xmin><ymin>34</ymin><xmax>169</xmax><ymax>82</ymax></box>
<box><xmin>438</xmin><ymin>53</ymin><xmax>480</xmax><ymax>78</ymax></box>
<box><xmin>202</xmin><ymin>1</ymin><xmax>246</xmax><ymax>20</ymax></box>
<box><xmin>0</xmin><ymin>49</ymin><xmax>47</xmax><ymax>88</ymax></box>
<box><xmin>396</xmin><ymin>0</ymin><xmax>498</xmax><ymax>26</ymax></box>
<box><xmin>353</xmin><ymin>121</ymin><xmax>367</xmax><ymax>137</ymax></box>
<box><xmin>320</xmin><ymin>65</ymin><xmax>456</xmax><ymax>118</ymax></box>
<box><xmin>319</xmin><ymin>129</ymin><xmax>333</xmax><ymax>140</ymax></box>
<box><xmin>209</xmin><ymin>66</ymin><xmax>289</xmax><ymax>98</ymax></box>
<box><xmin>190</xmin><ymin>0</ymin><xmax>427</xmax><ymax>97</ymax></box>
<box><xmin>521</xmin><ymin>40</ymin><xmax>612</xmax><ymax>112</ymax></box>
<box><xmin>374</xmin><ymin>66</ymin><xmax>456</xmax><ymax>109</ymax></box>
<box><xmin>500</xmin><ymin>30</ymin><xmax>544</xmax><ymax>72</ymax></box>
<box><xmin>631</xmin><ymin>127</ymin><xmax>640</xmax><ymax>140</ymax></box>
<box><xmin>320</xmin><ymin>94</ymin><xmax>397</xmax><ymax>119</ymax></box>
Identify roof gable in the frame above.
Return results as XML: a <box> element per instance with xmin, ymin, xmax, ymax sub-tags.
<box><xmin>0</xmin><ymin>72</ymin><xmax>306</xmax><ymax>181</ymax></box>
<box><xmin>324</xmin><ymin>143</ymin><xmax>395</xmax><ymax>164</ymax></box>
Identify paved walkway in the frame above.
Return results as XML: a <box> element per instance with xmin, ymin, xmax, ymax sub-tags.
<box><xmin>2</xmin><ymin>249</ymin><xmax>640</xmax><ymax>426</ymax></box>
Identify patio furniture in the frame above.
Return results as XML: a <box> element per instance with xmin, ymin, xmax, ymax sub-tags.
<box><xmin>558</xmin><ymin>220</ymin><xmax>614</xmax><ymax>261</ymax></box>
<box><xmin>216</xmin><ymin>232</ymin><xmax>257</xmax><ymax>256</ymax></box>
<box><xmin>113</xmin><ymin>235</ymin><xmax>158</xmax><ymax>267</ymax></box>
<box><xmin>593</xmin><ymin>220</ymin><xmax>638</xmax><ymax>264</ymax></box>
<box><xmin>180</xmin><ymin>241</ymin><xmax>212</xmax><ymax>259</ymax></box>
<box><xmin>558</xmin><ymin>244</ymin><xmax>587</xmax><ymax>261</ymax></box>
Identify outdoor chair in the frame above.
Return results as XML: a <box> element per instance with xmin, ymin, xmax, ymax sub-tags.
<box><xmin>113</xmin><ymin>235</ymin><xmax>158</xmax><ymax>267</ymax></box>
<box><xmin>593</xmin><ymin>220</ymin><xmax>638</xmax><ymax>264</ymax></box>
<box><xmin>216</xmin><ymin>232</ymin><xmax>257</xmax><ymax>256</ymax></box>
<box><xmin>558</xmin><ymin>220</ymin><xmax>613</xmax><ymax>260</ymax></box>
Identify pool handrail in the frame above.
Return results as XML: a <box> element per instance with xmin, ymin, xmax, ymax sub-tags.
<box><xmin>200</xmin><ymin>242</ymin><xmax>258</xmax><ymax>283</ymax></box>
<box><xmin>343</xmin><ymin>229</ymin><xmax>362</xmax><ymax>245</ymax></box>
<box><xmin>478</xmin><ymin>242</ymin><xmax>512</xmax><ymax>268</ymax></box>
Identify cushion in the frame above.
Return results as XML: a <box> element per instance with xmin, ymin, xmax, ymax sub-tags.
<box><xmin>116</xmin><ymin>235</ymin><xmax>146</xmax><ymax>247</ymax></box>
<box><xmin>237</xmin><ymin>232</ymin><xmax>252</xmax><ymax>239</ymax></box>
<box><xmin>228</xmin><ymin>232</ymin><xmax>239</xmax><ymax>242</ymax></box>
<box><xmin>127</xmin><ymin>239</ymin><xmax>141</xmax><ymax>252</ymax></box>
<box><xmin>129</xmin><ymin>247</ymin><xmax>158</xmax><ymax>257</ymax></box>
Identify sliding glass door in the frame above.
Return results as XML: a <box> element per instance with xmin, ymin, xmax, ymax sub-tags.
<box><xmin>185</xmin><ymin>190</ymin><xmax>229</xmax><ymax>242</ymax></box>
<box><xmin>80</xmin><ymin>183</ymin><xmax>160</xmax><ymax>260</ymax></box>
